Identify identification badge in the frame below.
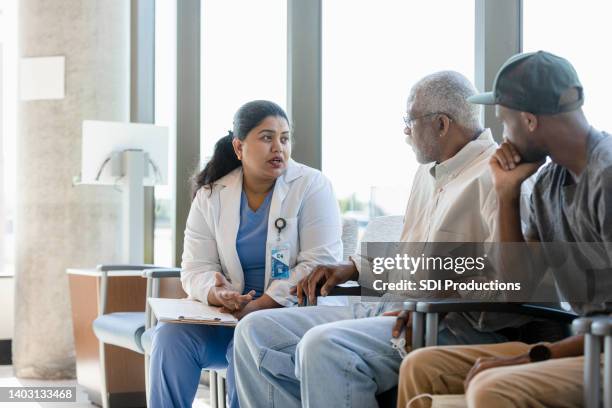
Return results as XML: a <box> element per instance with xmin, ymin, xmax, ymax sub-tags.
<box><xmin>271</xmin><ymin>242</ymin><xmax>291</xmax><ymax>280</ymax></box>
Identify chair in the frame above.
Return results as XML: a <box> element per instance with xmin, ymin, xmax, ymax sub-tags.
<box><xmin>415</xmin><ymin>301</ymin><xmax>577</xmax><ymax>347</ymax></box>
<box><xmin>89</xmin><ymin>264</ymin><xmax>169</xmax><ymax>408</ymax></box>
<box><xmin>369</xmin><ymin>301</ymin><xmax>571</xmax><ymax>408</ymax></box>
<box><xmin>573</xmin><ymin>314</ymin><xmax>612</xmax><ymax>408</ymax></box>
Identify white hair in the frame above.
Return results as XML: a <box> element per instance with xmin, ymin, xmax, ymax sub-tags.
<box><xmin>408</xmin><ymin>71</ymin><xmax>482</xmax><ymax>132</ymax></box>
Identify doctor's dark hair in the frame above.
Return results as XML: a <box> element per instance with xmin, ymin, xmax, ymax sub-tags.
<box><xmin>192</xmin><ymin>100</ymin><xmax>290</xmax><ymax>197</ymax></box>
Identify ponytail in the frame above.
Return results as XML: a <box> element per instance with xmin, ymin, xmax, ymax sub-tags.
<box><xmin>192</xmin><ymin>131</ymin><xmax>241</xmax><ymax>197</ymax></box>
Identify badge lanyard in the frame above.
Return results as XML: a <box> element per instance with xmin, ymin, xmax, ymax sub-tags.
<box><xmin>271</xmin><ymin>217</ymin><xmax>291</xmax><ymax>280</ymax></box>
<box><xmin>274</xmin><ymin>218</ymin><xmax>286</xmax><ymax>241</ymax></box>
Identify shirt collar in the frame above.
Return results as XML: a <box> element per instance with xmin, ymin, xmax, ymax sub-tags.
<box><xmin>428</xmin><ymin>128</ymin><xmax>496</xmax><ymax>181</ymax></box>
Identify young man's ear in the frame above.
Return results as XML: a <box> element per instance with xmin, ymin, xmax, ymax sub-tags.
<box><xmin>521</xmin><ymin>112</ymin><xmax>538</xmax><ymax>133</ymax></box>
<box><xmin>232</xmin><ymin>138</ymin><xmax>243</xmax><ymax>160</ymax></box>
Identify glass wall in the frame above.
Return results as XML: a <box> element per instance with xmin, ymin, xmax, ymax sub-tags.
<box><xmin>0</xmin><ymin>0</ymin><xmax>17</xmax><ymax>276</ymax></box>
<box><xmin>523</xmin><ymin>0</ymin><xmax>612</xmax><ymax>132</ymax></box>
<box><xmin>322</xmin><ymin>0</ymin><xmax>475</xmax><ymax>221</ymax></box>
<box><xmin>153</xmin><ymin>0</ymin><xmax>177</xmax><ymax>267</ymax></box>
<box><xmin>201</xmin><ymin>0</ymin><xmax>287</xmax><ymax>163</ymax></box>
<box><xmin>154</xmin><ymin>0</ymin><xmax>612</xmax><ymax>254</ymax></box>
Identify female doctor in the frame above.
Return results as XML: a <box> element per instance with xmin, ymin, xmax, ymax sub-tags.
<box><xmin>149</xmin><ymin>100</ymin><xmax>343</xmax><ymax>408</ymax></box>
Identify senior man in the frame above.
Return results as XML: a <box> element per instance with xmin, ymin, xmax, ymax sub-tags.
<box><xmin>233</xmin><ymin>71</ymin><xmax>549</xmax><ymax>408</ymax></box>
<box><xmin>397</xmin><ymin>51</ymin><xmax>612</xmax><ymax>408</ymax></box>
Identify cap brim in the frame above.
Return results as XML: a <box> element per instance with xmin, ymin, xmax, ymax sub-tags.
<box><xmin>467</xmin><ymin>92</ymin><xmax>496</xmax><ymax>105</ymax></box>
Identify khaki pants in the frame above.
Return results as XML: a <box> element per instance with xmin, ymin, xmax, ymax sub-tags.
<box><xmin>397</xmin><ymin>342</ymin><xmax>585</xmax><ymax>408</ymax></box>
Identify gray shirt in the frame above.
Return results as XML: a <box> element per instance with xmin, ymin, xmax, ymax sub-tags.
<box><xmin>526</xmin><ymin>128</ymin><xmax>612</xmax><ymax>314</ymax></box>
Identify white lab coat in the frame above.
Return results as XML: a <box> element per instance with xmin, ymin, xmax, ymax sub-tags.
<box><xmin>181</xmin><ymin>159</ymin><xmax>343</xmax><ymax>307</ymax></box>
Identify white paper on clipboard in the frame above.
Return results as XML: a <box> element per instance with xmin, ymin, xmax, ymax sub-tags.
<box><xmin>148</xmin><ymin>298</ymin><xmax>238</xmax><ymax>326</ymax></box>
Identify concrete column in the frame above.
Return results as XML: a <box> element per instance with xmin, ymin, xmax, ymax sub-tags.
<box><xmin>0</xmin><ymin>42</ymin><xmax>5</xmax><ymax>277</ymax></box>
<box><xmin>14</xmin><ymin>0</ymin><xmax>128</xmax><ymax>378</ymax></box>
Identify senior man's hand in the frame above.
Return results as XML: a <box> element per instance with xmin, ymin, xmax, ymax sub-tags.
<box><xmin>290</xmin><ymin>261</ymin><xmax>358</xmax><ymax>306</ymax></box>
<box><xmin>384</xmin><ymin>309</ymin><xmax>412</xmax><ymax>350</ymax></box>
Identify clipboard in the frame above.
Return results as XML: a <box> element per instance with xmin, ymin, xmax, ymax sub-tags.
<box><xmin>148</xmin><ymin>297</ymin><xmax>238</xmax><ymax>326</ymax></box>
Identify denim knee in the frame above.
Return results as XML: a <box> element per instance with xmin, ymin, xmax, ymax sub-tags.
<box><xmin>235</xmin><ymin>310</ymin><xmax>282</xmax><ymax>348</ymax></box>
<box><xmin>299</xmin><ymin>324</ymin><xmax>335</xmax><ymax>353</ymax></box>
<box><xmin>234</xmin><ymin>311</ymin><xmax>261</xmax><ymax>350</ymax></box>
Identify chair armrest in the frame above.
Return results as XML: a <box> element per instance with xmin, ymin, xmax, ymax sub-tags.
<box><xmin>416</xmin><ymin>301</ymin><xmax>577</xmax><ymax>323</ymax></box>
<box><xmin>317</xmin><ymin>281</ymin><xmax>384</xmax><ymax>298</ymax></box>
<box><xmin>572</xmin><ymin>314</ymin><xmax>612</xmax><ymax>335</ymax></box>
<box><xmin>325</xmin><ymin>281</ymin><xmax>360</xmax><ymax>296</ymax></box>
<box><xmin>96</xmin><ymin>264</ymin><xmax>168</xmax><ymax>315</ymax></box>
<box><xmin>142</xmin><ymin>268</ymin><xmax>182</xmax><ymax>331</ymax></box>
<box><xmin>572</xmin><ymin>317</ymin><xmax>595</xmax><ymax>335</ymax></box>
<box><xmin>591</xmin><ymin>316</ymin><xmax>612</xmax><ymax>336</ymax></box>
<box><xmin>97</xmin><ymin>264</ymin><xmax>164</xmax><ymax>272</ymax></box>
<box><xmin>326</xmin><ymin>286</ymin><xmax>361</xmax><ymax>296</ymax></box>
<box><xmin>417</xmin><ymin>301</ymin><xmax>577</xmax><ymax>347</ymax></box>
<box><xmin>518</xmin><ymin>304</ymin><xmax>578</xmax><ymax>324</ymax></box>
<box><xmin>142</xmin><ymin>268</ymin><xmax>182</xmax><ymax>279</ymax></box>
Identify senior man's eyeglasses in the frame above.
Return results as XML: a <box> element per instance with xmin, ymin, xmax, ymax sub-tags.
<box><xmin>403</xmin><ymin>112</ymin><xmax>454</xmax><ymax>130</ymax></box>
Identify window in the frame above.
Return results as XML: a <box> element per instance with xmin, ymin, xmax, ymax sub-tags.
<box><xmin>201</xmin><ymin>0</ymin><xmax>287</xmax><ymax>162</ymax></box>
<box><xmin>153</xmin><ymin>0</ymin><xmax>177</xmax><ymax>267</ymax></box>
<box><xmin>153</xmin><ymin>0</ymin><xmax>287</xmax><ymax>266</ymax></box>
<box><xmin>322</xmin><ymin>0</ymin><xmax>475</xmax><ymax>220</ymax></box>
<box><xmin>523</xmin><ymin>0</ymin><xmax>612</xmax><ymax>132</ymax></box>
<box><xmin>0</xmin><ymin>0</ymin><xmax>17</xmax><ymax>276</ymax></box>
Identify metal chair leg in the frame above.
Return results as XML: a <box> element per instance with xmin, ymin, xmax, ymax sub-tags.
<box><xmin>144</xmin><ymin>354</ymin><xmax>151</xmax><ymax>406</ymax></box>
<box><xmin>592</xmin><ymin>318</ymin><xmax>612</xmax><ymax>408</ymax></box>
<box><xmin>217</xmin><ymin>373</ymin><xmax>226</xmax><ymax>408</ymax></box>
<box><xmin>425</xmin><ymin>312</ymin><xmax>439</xmax><ymax>347</ymax></box>
<box><xmin>604</xmin><ymin>334</ymin><xmax>611</xmax><ymax>408</ymax></box>
<box><xmin>412</xmin><ymin>311</ymin><xmax>424</xmax><ymax>349</ymax></box>
<box><xmin>585</xmin><ymin>333</ymin><xmax>602</xmax><ymax>408</ymax></box>
<box><xmin>210</xmin><ymin>370</ymin><xmax>218</xmax><ymax>408</ymax></box>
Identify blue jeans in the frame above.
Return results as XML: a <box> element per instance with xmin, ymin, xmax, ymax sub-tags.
<box><xmin>149</xmin><ymin>322</ymin><xmax>238</xmax><ymax>408</ymax></box>
<box><xmin>233</xmin><ymin>304</ymin><xmax>509</xmax><ymax>408</ymax></box>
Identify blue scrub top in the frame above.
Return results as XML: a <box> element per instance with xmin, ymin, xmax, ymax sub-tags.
<box><xmin>236</xmin><ymin>188</ymin><xmax>273</xmax><ymax>298</ymax></box>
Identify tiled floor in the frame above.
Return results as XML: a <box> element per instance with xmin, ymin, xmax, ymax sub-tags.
<box><xmin>0</xmin><ymin>365</ymin><xmax>211</xmax><ymax>408</ymax></box>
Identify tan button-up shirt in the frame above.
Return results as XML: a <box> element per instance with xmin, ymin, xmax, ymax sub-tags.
<box><xmin>355</xmin><ymin>129</ymin><xmax>534</xmax><ymax>330</ymax></box>
<box><xmin>400</xmin><ymin>129</ymin><xmax>499</xmax><ymax>243</ymax></box>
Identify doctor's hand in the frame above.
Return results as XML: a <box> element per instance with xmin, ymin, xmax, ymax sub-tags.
<box><xmin>228</xmin><ymin>294</ymin><xmax>282</xmax><ymax>321</ymax></box>
<box><xmin>290</xmin><ymin>261</ymin><xmax>359</xmax><ymax>306</ymax></box>
<box><xmin>208</xmin><ymin>272</ymin><xmax>255</xmax><ymax>312</ymax></box>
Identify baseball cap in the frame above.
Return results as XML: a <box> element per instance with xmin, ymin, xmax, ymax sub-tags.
<box><xmin>468</xmin><ymin>51</ymin><xmax>584</xmax><ymax>114</ymax></box>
